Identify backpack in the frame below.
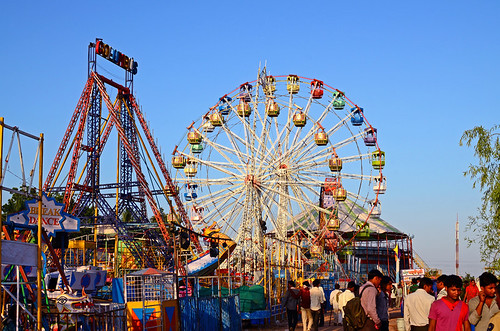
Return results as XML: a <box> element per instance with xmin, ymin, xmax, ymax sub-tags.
<box><xmin>343</xmin><ymin>285</ymin><xmax>373</xmax><ymax>330</ymax></box>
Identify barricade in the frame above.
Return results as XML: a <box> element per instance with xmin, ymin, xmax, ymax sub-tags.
<box><xmin>179</xmin><ymin>295</ymin><xmax>241</xmax><ymax>331</ymax></box>
<box><xmin>44</xmin><ymin>307</ymin><xmax>126</xmax><ymax>330</ymax></box>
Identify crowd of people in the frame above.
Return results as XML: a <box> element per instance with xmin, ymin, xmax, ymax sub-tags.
<box><xmin>282</xmin><ymin>270</ymin><xmax>500</xmax><ymax>331</ymax></box>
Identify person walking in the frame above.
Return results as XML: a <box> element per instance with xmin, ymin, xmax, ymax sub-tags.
<box><xmin>318</xmin><ymin>280</ymin><xmax>326</xmax><ymax>327</ymax></box>
<box><xmin>329</xmin><ymin>283</ymin><xmax>342</xmax><ymax>326</ymax></box>
<box><xmin>339</xmin><ymin>281</ymin><xmax>356</xmax><ymax>329</ymax></box>
<box><xmin>299</xmin><ymin>281</ymin><xmax>313</xmax><ymax>331</ymax></box>
<box><xmin>359</xmin><ymin>269</ymin><xmax>383</xmax><ymax>331</ymax></box>
<box><xmin>395</xmin><ymin>284</ymin><xmax>403</xmax><ymax>309</ymax></box>
<box><xmin>403</xmin><ymin>277</ymin><xmax>434</xmax><ymax>331</ymax></box>
<box><xmin>487</xmin><ymin>283</ymin><xmax>500</xmax><ymax>330</ymax></box>
<box><xmin>428</xmin><ymin>275</ymin><xmax>471</xmax><ymax>331</ymax></box>
<box><xmin>468</xmin><ymin>272</ymin><xmax>499</xmax><ymax>331</ymax></box>
<box><xmin>310</xmin><ymin>279</ymin><xmax>326</xmax><ymax>331</ymax></box>
<box><xmin>376</xmin><ymin>276</ymin><xmax>393</xmax><ymax>331</ymax></box>
<box><xmin>465</xmin><ymin>279</ymin><xmax>480</xmax><ymax>303</ymax></box>
<box><xmin>283</xmin><ymin>280</ymin><xmax>300</xmax><ymax>331</ymax></box>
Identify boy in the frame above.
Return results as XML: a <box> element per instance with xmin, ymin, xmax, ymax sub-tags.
<box><xmin>428</xmin><ymin>274</ymin><xmax>471</xmax><ymax>331</ymax></box>
<box><xmin>468</xmin><ymin>272</ymin><xmax>499</xmax><ymax>331</ymax></box>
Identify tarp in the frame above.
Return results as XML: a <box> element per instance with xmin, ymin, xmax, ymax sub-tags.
<box><xmin>1</xmin><ymin>240</ymin><xmax>37</xmax><ymax>266</ymax></box>
<box><xmin>112</xmin><ymin>278</ymin><xmax>125</xmax><ymax>303</ymax></box>
<box><xmin>288</xmin><ymin>199</ymin><xmax>406</xmax><ymax>239</ymax></box>
<box><xmin>198</xmin><ymin>285</ymin><xmax>266</xmax><ymax>312</ymax></box>
<box><xmin>129</xmin><ymin>268</ymin><xmax>168</xmax><ymax>276</ymax></box>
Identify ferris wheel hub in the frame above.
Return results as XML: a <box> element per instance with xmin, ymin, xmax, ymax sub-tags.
<box><xmin>244</xmin><ymin>175</ymin><xmax>260</xmax><ymax>188</ymax></box>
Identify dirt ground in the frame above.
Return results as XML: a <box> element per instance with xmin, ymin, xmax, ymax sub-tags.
<box><xmin>243</xmin><ymin>307</ymin><xmax>403</xmax><ymax>331</ymax></box>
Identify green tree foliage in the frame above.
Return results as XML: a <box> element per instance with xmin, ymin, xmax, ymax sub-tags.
<box><xmin>1</xmin><ymin>186</ymin><xmax>38</xmax><ymax>221</ymax></box>
<box><xmin>460</xmin><ymin>124</ymin><xmax>500</xmax><ymax>272</ymax></box>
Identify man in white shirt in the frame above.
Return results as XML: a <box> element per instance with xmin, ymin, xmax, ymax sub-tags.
<box><xmin>310</xmin><ymin>279</ymin><xmax>326</xmax><ymax>331</ymax></box>
<box><xmin>404</xmin><ymin>277</ymin><xmax>435</xmax><ymax>331</ymax></box>
<box><xmin>339</xmin><ymin>281</ymin><xmax>356</xmax><ymax>330</ymax></box>
<box><xmin>329</xmin><ymin>283</ymin><xmax>342</xmax><ymax>326</ymax></box>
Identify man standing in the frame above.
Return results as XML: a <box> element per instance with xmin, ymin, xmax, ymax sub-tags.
<box><xmin>329</xmin><ymin>283</ymin><xmax>342</xmax><ymax>326</ymax></box>
<box><xmin>376</xmin><ymin>276</ymin><xmax>393</xmax><ymax>331</ymax></box>
<box><xmin>299</xmin><ymin>281</ymin><xmax>312</xmax><ymax>331</ymax></box>
<box><xmin>487</xmin><ymin>283</ymin><xmax>500</xmax><ymax>330</ymax></box>
<box><xmin>310</xmin><ymin>279</ymin><xmax>326</xmax><ymax>331</ymax></box>
<box><xmin>409</xmin><ymin>278</ymin><xmax>419</xmax><ymax>293</ymax></box>
<box><xmin>428</xmin><ymin>275</ymin><xmax>471</xmax><ymax>331</ymax></box>
<box><xmin>359</xmin><ymin>269</ymin><xmax>383</xmax><ymax>331</ymax></box>
<box><xmin>283</xmin><ymin>280</ymin><xmax>300</xmax><ymax>331</ymax></box>
<box><xmin>436</xmin><ymin>274</ymin><xmax>448</xmax><ymax>300</ymax></box>
<box><xmin>339</xmin><ymin>280</ymin><xmax>356</xmax><ymax>329</ymax></box>
<box><xmin>403</xmin><ymin>277</ymin><xmax>435</xmax><ymax>331</ymax></box>
<box><xmin>468</xmin><ymin>272</ymin><xmax>499</xmax><ymax>331</ymax></box>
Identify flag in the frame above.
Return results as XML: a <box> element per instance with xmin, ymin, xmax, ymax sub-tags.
<box><xmin>393</xmin><ymin>245</ymin><xmax>399</xmax><ymax>259</ymax></box>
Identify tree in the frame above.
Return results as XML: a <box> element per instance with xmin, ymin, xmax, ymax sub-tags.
<box><xmin>1</xmin><ymin>186</ymin><xmax>38</xmax><ymax>222</ymax></box>
<box><xmin>460</xmin><ymin>124</ymin><xmax>500</xmax><ymax>273</ymax></box>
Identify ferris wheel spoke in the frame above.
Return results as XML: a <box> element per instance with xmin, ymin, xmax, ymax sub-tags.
<box><xmin>178</xmin><ymin>152</ymin><xmax>240</xmax><ymax>178</ymax></box>
<box><xmin>337</xmin><ymin>172</ymin><xmax>376</xmax><ymax>181</ymax></box>
<box><xmin>218</xmin><ymin>119</ymin><xmax>252</xmax><ymax>167</ymax></box>
<box><xmin>315</xmin><ymin>98</ymin><xmax>336</xmax><ymax>124</ymax></box>
<box><xmin>290</xmin><ymin>146</ymin><xmax>332</xmax><ymax>169</ymax></box>
<box><xmin>199</xmin><ymin>187</ymin><xmax>246</xmax><ymax>231</ymax></box>
<box><xmin>258</xmin><ymin>184</ymin><xmax>318</xmax><ymax>239</ymax></box>
<box><xmin>254</xmin><ymin>119</ymin><xmax>275</xmax><ymax>174</ymax></box>
<box><xmin>204</xmin><ymin>129</ymin><xmax>250</xmax><ymax>171</ymax></box>
<box><xmin>288</xmin><ymin>183</ymin><xmax>320</xmax><ymax>218</ymax></box>
<box><xmin>176</xmin><ymin>176</ymin><xmax>243</xmax><ymax>186</ymax></box>
<box><xmin>195</xmin><ymin>183</ymin><xmax>244</xmax><ymax>205</ymax></box>
<box><xmin>281</xmin><ymin>106</ymin><xmax>350</xmax><ymax>164</ymax></box>
<box><xmin>339</xmin><ymin>153</ymin><xmax>371</xmax><ymax>163</ymax></box>
<box><xmin>200</xmin><ymin>142</ymin><xmax>251</xmax><ymax>174</ymax></box>
<box><xmin>330</xmin><ymin>131</ymin><xmax>365</xmax><ymax>150</ymax></box>
<box><xmin>290</xmin><ymin>93</ymin><xmax>315</xmax><ymax>149</ymax></box>
<box><xmin>260</xmin><ymin>181</ymin><xmax>330</xmax><ymax>216</ymax></box>
<box><xmin>215</xmin><ymin>195</ymin><xmax>246</xmax><ymax>237</ymax></box>
<box><xmin>220</xmin><ymin>119</ymin><xmax>266</xmax><ymax>165</ymax></box>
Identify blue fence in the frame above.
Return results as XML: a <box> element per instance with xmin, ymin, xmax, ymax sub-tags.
<box><xmin>179</xmin><ymin>295</ymin><xmax>241</xmax><ymax>331</ymax></box>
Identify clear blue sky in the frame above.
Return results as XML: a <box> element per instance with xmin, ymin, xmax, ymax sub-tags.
<box><xmin>2</xmin><ymin>0</ymin><xmax>499</xmax><ymax>277</ymax></box>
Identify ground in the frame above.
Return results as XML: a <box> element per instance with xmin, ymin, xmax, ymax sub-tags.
<box><xmin>243</xmin><ymin>307</ymin><xmax>403</xmax><ymax>331</ymax></box>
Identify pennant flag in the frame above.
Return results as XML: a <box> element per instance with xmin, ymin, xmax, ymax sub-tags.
<box><xmin>393</xmin><ymin>245</ymin><xmax>399</xmax><ymax>259</ymax></box>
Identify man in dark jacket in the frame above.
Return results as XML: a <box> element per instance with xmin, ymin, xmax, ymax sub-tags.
<box><xmin>283</xmin><ymin>280</ymin><xmax>300</xmax><ymax>331</ymax></box>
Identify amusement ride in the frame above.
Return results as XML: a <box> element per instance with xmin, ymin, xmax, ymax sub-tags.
<box><xmin>0</xmin><ymin>39</ymin><xmax>393</xmax><ymax>330</ymax></box>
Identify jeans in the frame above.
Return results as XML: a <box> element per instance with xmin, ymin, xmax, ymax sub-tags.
<box><xmin>311</xmin><ymin>309</ymin><xmax>321</xmax><ymax>331</ymax></box>
<box><xmin>287</xmin><ymin>308</ymin><xmax>298</xmax><ymax>330</ymax></box>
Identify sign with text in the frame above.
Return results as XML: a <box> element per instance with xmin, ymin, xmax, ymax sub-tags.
<box><xmin>6</xmin><ymin>193</ymin><xmax>80</xmax><ymax>237</ymax></box>
<box><xmin>401</xmin><ymin>268</ymin><xmax>425</xmax><ymax>282</ymax></box>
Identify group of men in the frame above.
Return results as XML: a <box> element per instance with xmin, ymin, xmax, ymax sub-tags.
<box><xmin>284</xmin><ymin>270</ymin><xmax>500</xmax><ymax>331</ymax></box>
<box><xmin>403</xmin><ymin>272</ymin><xmax>499</xmax><ymax>331</ymax></box>
<box><xmin>285</xmin><ymin>269</ymin><xmax>393</xmax><ymax>331</ymax></box>
<box><xmin>330</xmin><ymin>270</ymin><xmax>393</xmax><ymax>330</ymax></box>
<box><xmin>283</xmin><ymin>279</ymin><xmax>327</xmax><ymax>331</ymax></box>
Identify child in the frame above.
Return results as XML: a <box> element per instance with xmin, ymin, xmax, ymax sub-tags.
<box><xmin>428</xmin><ymin>275</ymin><xmax>471</xmax><ymax>331</ymax></box>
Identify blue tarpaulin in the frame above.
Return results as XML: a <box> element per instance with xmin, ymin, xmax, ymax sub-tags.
<box><xmin>179</xmin><ymin>295</ymin><xmax>241</xmax><ymax>331</ymax></box>
<box><xmin>112</xmin><ymin>278</ymin><xmax>124</xmax><ymax>303</ymax></box>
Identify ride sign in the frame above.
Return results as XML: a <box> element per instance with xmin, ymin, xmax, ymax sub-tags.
<box><xmin>6</xmin><ymin>193</ymin><xmax>80</xmax><ymax>237</ymax></box>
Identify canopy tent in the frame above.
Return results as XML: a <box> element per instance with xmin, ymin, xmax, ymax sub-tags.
<box><xmin>287</xmin><ymin>199</ymin><xmax>407</xmax><ymax>240</ymax></box>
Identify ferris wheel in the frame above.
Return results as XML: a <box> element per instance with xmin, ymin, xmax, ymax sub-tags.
<box><xmin>170</xmin><ymin>69</ymin><xmax>386</xmax><ymax>260</ymax></box>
